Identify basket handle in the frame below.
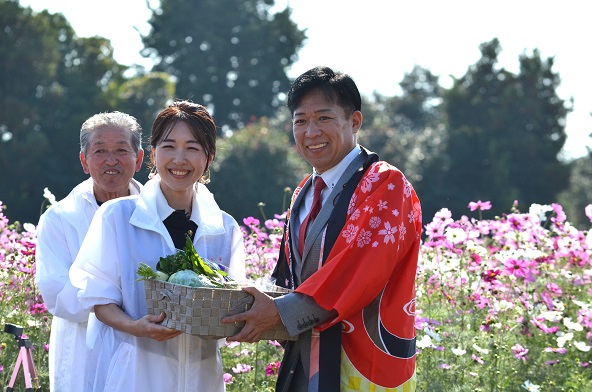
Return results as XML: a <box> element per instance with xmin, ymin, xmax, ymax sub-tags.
<box><xmin>157</xmin><ymin>288</ymin><xmax>180</xmax><ymax>303</ymax></box>
<box><xmin>229</xmin><ymin>295</ymin><xmax>254</xmax><ymax>312</ymax></box>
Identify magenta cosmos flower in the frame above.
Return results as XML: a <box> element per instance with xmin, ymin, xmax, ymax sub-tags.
<box><xmin>468</xmin><ymin>200</ymin><xmax>492</xmax><ymax>211</ymax></box>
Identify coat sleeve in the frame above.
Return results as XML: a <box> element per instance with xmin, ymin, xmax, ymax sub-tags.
<box><xmin>35</xmin><ymin>209</ymin><xmax>90</xmax><ymax>323</ymax></box>
<box><xmin>70</xmin><ymin>207</ymin><xmax>123</xmax><ymax>311</ymax></box>
<box><xmin>295</xmin><ymin>163</ymin><xmax>422</xmax><ymax>328</ymax></box>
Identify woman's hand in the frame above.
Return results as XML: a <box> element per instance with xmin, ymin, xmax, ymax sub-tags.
<box><xmin>94</xmin><ymin>304</ymin><xmax>182</xmax><ymax>341</ymax></box>
<box><xmin>133</xmin><ymin>312</ymin><xmax>183</xmax><ymax>341</ymax></box>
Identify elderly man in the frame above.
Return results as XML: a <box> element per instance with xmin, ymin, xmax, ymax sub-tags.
<box><xmin>223</xmin><ymin>66</ymin><xmax>422</xmax><ymax>392</ymax></box>
<box><xmin>35</xmin><ymin>111</ymin><xmax>144</xmax><ymax>391</ymax></box>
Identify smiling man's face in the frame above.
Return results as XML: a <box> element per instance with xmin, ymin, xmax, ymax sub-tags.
<box><xmin>80</xmin><ymin>126</ymin><xmax>143</xmax><ymax>202</ymax></box>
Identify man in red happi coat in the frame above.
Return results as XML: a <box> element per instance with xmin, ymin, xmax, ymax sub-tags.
<box><xmin>223</xmin><ymin>66</ymin><xmax>422</xmax><ymax>392</ymax></box>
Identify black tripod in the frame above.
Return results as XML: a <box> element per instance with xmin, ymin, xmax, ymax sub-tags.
<box><xmin>3</xmin><ymin>323</ymin><xmax>40</xmax><ymax>392</ymax></box>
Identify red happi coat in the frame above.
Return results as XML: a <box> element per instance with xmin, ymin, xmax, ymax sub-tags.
<box><xmin>283</xmin><ymin>160</ymin><xmax>422</xmax><ymax>389</ymax></box>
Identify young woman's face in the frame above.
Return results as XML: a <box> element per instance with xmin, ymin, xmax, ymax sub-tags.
<box><xmin>152</xmin><ymin>121</ymin><xmax>211</xmax><ymax>196</ymax></box>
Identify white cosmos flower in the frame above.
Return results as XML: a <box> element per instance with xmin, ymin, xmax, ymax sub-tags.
<box><xmin>572</xmin><ymin>299</ymin><xmax>590</xmax><ymax>309</ymax></box>
<box><xmin>573</xmin><ymin>341</ymin><xmax>591</xmax><ymax>352</ymax></box>
<box><xmin>552</xmin><ymin>300</ymin><xmax>566</xmax><ymax>312</ymax></box>
<box><xmin>563</xmin><ymin>317</ymin><xmax>583</xmax><ymax>331</ymax></box>
<box><xmin>416</xmin><ymin>335</ymin><xmax>433</xmax><ymax>349</ymax></box>
<box><xmin>445</xmin><ymin>227</ymin><xmax>467</xmax><ymax>244</ymax></box>
<box><xmin>23</xmin><ymin>223</ymin><xmax>36</xmax><ymax>233</ymax></box>
<box><xmin>43</xmin><ymin>187</ymin><xmax>57</xmax><ymax>205</ymax></box>
<box><xmin>451</xmin><ymin>347</ymin><xmax>466</xmax><ymax>356</ymax></box>
<box><xmin>522</xmin><ymin>380</ymin><xmax>541</xmax><ymax>391</ymax></box>
<box><xmin>538</xmin><ymin>310</ymin><xmax>562</xmax><ymax>323</ymax></box>
<box><xmin>472</xmin><ymin>343</ymin><xmax>489</xmax><ymax>355</ymax></box>
<box><xmin>424</xmin><ymin>327</ymin><xmax>441</xmax><ymax>342</ymax></box>
<box><xmin>529</xmin><ymin>203</ymin><xmax>553</xmax><ymax>223</ymax></box>
<box><xmin>557</xmin><ymin>332</ymin><xmax>574</xmax><ymax>348</ymax></box>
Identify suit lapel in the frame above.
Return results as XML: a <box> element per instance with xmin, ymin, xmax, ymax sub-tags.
<box><xmin>300</xmin><ymin>150</ymin><xmax>368</xmax><ymax>272</ymax></box>
<box><xmin>290</xmin><ymin>177</ymin><xmax>312</xmax><ymax>285</ymax></box>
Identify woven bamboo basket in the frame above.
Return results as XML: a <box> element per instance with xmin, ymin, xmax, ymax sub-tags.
<box><xmin>144</xmin><ymin>279</ymin><xmax>295</xmax><ymax>341</ymax></box>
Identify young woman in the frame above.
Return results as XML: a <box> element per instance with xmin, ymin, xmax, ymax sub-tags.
<box><xmin>70</xmin><ymin>100</ymin><xmax>246</xmax><ymax>392</ymax></box>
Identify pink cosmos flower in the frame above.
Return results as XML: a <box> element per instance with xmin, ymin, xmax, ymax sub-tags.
<box><xmin>511</xmin><ymin>343</ymin><xmax>529</xmax><ymax>361</ymax></box>
<box><xmin>551</xmin><ymin>203</ymin><xmax>567</xmax><ymax>224</ymax></box>
<box><xmin>531</xmin><ymin>318</ymin><xmax>559</xmax><ymax>334</ymax></box>
<box><xmin>577</xmin><ymin>309</ymin><xmax>592</xmax><ymax>328</ymax></box>
<box><xmin>503</xmin><ymin>258</ymin><xmax>529</xmax><ymax>278</ymax></box>
<box><xmin>585</xmin><ymin>204</ymin><xmax>592</xmax><ymax>223</ymax></box>
<box><xmin>242</xmin><ymin>217</ymin><xmax>260</xmax><ymax>227</ymax></box>
<box><xmin>265</xmin><ymin>361</ymin><xmax>281</xmax><ymax>376</ymax></box>
<box><xmin>472</xmin><ymin>354</ymin><xmax>484</xmax><ymax>364</ymax></box>
<box><xmin>268</xmin><ymin>340</ymin><xmax>282</xmax><ymax>347</ymax></box>
<box><xmin>483</xmin><ymin>269</ymin><xmax>501</xmax><ymax>283</ymax></box>
<box><xmin>223</xmin><ymin>373</ymin><xmax>233</xmax><ymax>384</ymax></box>
<box><xmin>546</xmin><ymin>283</ymin><xmax>562</xmax><ymax>295</ymax></box>
<box><xmin>232</xmin><ymin>363</ymin><xmax>252</xmax><ymax>374</ymax></box>
<box><xmin>468</xmin><ymin>200</ymin><xmax>492</xmax><ymax>211</ymax></box>
<box><xmin>544</xmin><ymin>347</ymin><xmax>568</xmax><ymax>354</ymax></box>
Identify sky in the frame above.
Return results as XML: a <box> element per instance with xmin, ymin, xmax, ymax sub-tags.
<box><xmin>19</xmin><ymin>0</ymin><xmax>592</xmax><ymax>160</ymax></box>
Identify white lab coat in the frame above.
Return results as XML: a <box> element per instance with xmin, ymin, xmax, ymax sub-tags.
<box><xmin>35</xmin><ymin>178</ymin><xmax>142</xmax><ymax>392</ymax></box>
<box><xmin>70</xmin><ymin>176</ymin><xmax>246</xmax><ymax>392</ymax></box>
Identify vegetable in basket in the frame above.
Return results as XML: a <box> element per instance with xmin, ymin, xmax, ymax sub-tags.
<box><xmin>136</xmin><ymin>236</ymin><xmax>229</xmax><ymax>287</ymax></box>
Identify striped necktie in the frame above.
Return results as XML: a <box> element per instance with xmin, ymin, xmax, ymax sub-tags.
<box><xmin>298</xmin><ymin>176</ymin><xmax>326</xmax><ymax>255</ymax></box>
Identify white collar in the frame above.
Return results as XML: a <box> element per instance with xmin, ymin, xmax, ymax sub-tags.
<box><xmin>153</xmin><ymin>178</ymin><xmax>200</xmax><ymax>224</ymax></box>
<box><xmin>313</xmin><ymin>145</ymin><xmax>361</xmax><ymax>191</ymax></box>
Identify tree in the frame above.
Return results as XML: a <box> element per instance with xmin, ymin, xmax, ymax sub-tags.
<box><xmin>208</xmin><ymin>115</ymin><xmax>308</xmax><ymax>221</ymax></box>
<box><xmin>442</xmin><ymin>38</ymin><xmax>571</xmax><ymax>217</ymax></box>
<box><xmin>558</xmin><ymin>148</ymin><xmax>592</xmax><ymax>228</ymax></box>
<box><xmin>359</xmin><ymin>66</ymin><xmax>448</xmax><ymax>221</ymax></box>
<box><xmin>0</xmin><ymin>1</ymin><xmax>137</xmax><ymax>224</ymax></box>
<box><xmin>142</xmin><ymin>0</ymin><xmax>306</xmax><ymax>131</ymax></box>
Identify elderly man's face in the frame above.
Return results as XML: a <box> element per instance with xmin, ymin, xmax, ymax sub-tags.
<box><xmin>80</xmin><ymin>126</ymin><xmax>143</xmax><ymax>202</ymax></box>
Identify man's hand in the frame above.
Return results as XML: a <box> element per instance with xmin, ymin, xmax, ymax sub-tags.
<box><xmin>221</xmin><ymin>286</ymin><xmax>283</xmax><ymax>343</ymax></box>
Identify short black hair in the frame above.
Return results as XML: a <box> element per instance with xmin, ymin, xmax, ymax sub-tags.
<box><xmin>287</xmin><ymin>66</ymin><xmax>362</xmax><ymax>116</ymax></box>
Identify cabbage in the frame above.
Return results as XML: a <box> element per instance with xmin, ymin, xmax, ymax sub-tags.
<box><xmin>168</xmin><ymin>269</ymin><xmax>217</xmax><ymax>288</ymax></box>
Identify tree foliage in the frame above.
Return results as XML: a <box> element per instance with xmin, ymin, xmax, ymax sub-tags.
<box><xmin>558</xmin><ymin>148</ymin><xmax>592</xmax><ymax>228</ymax></box>
<box><xmin>209</xmin><ymin>115</ymin><xmax>308</xmax><ymax>221</ymax></box>
<box><xmin>441</xmin><ymin>38</ymin><xmax>571</xmax><ymax>217</ymax></box>
<box><xmin>143</xmin><ymin>0</ymin><xmax>306</xmax><ymax>130</ymax></box>
<box><xmin>0</xmin><ymin>1</ymin><xmax>168</xmax><ymax>224</ymax></box>
<box><xmin>2</xmin><ymin>1</ymin><xmax>586</xmax><ymax>229</ymax></box>
<box><xmin>359</xmin><ymin>66</ymin><xmax>449</xmax><ymax>221</ymax></box>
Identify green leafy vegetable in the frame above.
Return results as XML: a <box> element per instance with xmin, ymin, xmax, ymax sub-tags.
<box><xmin>137</xmin><ymin>235</ymin><xmax>231</xmax><ymax>288</ymax></box>
<box><xmin>136</xmin><ymin>262</ymin><xmax>158</xmax><ymax>281</ymax></box>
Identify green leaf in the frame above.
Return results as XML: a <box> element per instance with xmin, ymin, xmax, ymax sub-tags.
<box><xmin>184</xmin><ymin>236</ymin><xmax>214</xmax><ymax>276</ymax></box>
<box><xmin>136</xmin><ymin>262</ymin><xmax>157</xmax><ymax>281</ymax></box>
